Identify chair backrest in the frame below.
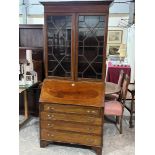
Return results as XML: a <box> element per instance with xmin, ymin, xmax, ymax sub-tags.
<box><xmin>118</xmin><ymin>70</ymin><xmax>125</xmax><ymax>87</ymax></box>
<box><xmin>121</xmin><ymin>74</ymin><xmax>130</xmax><ymax>103</ymax></box>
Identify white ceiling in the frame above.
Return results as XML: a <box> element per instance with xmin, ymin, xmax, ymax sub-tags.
<box><xmin>110</xmin><ymin>0</ymin><xmax>130</xmax><ymax>13</ymax></box>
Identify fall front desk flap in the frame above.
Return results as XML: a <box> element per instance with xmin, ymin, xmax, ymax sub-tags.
<box><xmin>39</xmin><ymin>79</ymin><xmax>105</xmax><ymax>107</ymax></box>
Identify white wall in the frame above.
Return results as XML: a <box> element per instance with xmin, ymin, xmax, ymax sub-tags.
<box><xmin>127</xmin><ymin>25</ymin><xmax>135</xmax><ymax>83</ymax></box>
<box><xmin>27</xmin><ymin>16</ymin><xmax>44</xmax><ymax>24</ymax></box>
<box><xmin>106</xmin><ymin>14</ymin><xmax>129</xmax><ymax>56</ymax></box>
<box><xmin>108</xmin><ymin>14</ymin><xmax>129</xmax><ymax>44</ymax></box>
<box><xmin>19</xmin><ymin>16</ymin><xmax>23</xmax><ymax>24</ymax></box>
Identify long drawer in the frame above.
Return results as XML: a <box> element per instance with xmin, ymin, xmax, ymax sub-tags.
<box><xmin>40</xmin><ymin>120</ymin><xmax>102</xmax><ymax>134</ymax></box>
<box><xmin>40</xmin><ymin>112</ymin><xmax>102</xmax><ymax>125</ymax></box>
<box><xmin>41</xmin><ymin>129</ymin><xmax>101</xmax><ymax>147</ymax></box>
<box><xmin>43</xmin><ymin>103</ymin><xmax>101</xmax><ymax>116</ymax></box>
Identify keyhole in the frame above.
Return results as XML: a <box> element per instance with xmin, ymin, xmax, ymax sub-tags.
<box><xmin>71</xmin><ymin>83</ymin><xmax>75</xmax><ymax>87</ymax></box>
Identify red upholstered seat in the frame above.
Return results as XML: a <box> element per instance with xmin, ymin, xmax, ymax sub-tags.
<box><xmin>104</xmin><ymin>101</ymin><xmax>123</xmax><ymax>116</ymax></box>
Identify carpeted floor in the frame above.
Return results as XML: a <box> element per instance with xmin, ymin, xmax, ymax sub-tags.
<box><xmin>19</xmin><ymin>109</ymin><xmax>135</xmax><ymax>155</ymax></box>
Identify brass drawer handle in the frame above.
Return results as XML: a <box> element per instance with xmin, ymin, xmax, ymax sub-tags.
<box><xmin>47</xmin><ymin>134</ymin><xmax>54</xmax><ymax>137</ymax></box>
<box><xmin>47</xmin><ymin>114</ymin><xmax>54</xmax><ymax>117</ymax></box>
<box><xmin>47</xmin><ymin>123</ymin><xmax>54</xmax><ymax>127</ymax></box>
<box><xmin>91</xmin><ymin>110</ymin><xmax>97</xmax><ymax>114</ymax></box>
<box><xmin>87</xmin><ymin>110</ymin><xmax>91</xmax><ymax>113</ymax></box>
<box><xmin>47</xmin><ymin>107</ymin><xmax>55</xmax><ymax>110</ymax></box>
<box><xmin>47</xmin><ymin>114</ymin><xmax>55</xmax><ymax>119</ymax></box>
<box><xmin>87</xmin><ymin>110</ymin><xmax>97</xmax><ymax>114</ymax></box>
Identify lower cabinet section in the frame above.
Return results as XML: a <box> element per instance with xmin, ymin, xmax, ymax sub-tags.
<box><xmin>41</xmin><ymin>129</ymin><xmax>101</xmax><ymax>147</ymax></box>
<box><xmin>39</xmin><ymin>103</ymin><xmax>104</xmax><ymax>155</ymax></box>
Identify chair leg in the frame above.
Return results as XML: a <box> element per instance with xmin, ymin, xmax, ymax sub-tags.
<box><xmin>115</xmin><ymin>115</ymin><xmax>123</xmax><ymax>134</ymax></box>
<box><xmin>129</xmin><ymin>96</ymin><xmax>134</xmax><ymax>128</ymax></box>
<box><xmin>116</xmin><ymin>116</ymin><xmax>119</xmax><ymax>124</ymax></box>
<box><xmin>119</xmin><ymin>115</ymin><xmax>123</xmax><ymax>134</ymax></box>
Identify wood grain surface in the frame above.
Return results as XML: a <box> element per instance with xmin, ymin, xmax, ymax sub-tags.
<box><xmin>40</xmin><ymin>79</ymin><xmax>104</xmax><ymax>107</ymax></box>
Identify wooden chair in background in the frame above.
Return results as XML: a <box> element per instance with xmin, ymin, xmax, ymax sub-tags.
<box><xmin>104</xmin><ymin>74</ymin><xmax>130</xmax><ymax>134</ymax></box>
<box><xmin>105</xmin><ymin>70</ymin><xmax>125</xmax><ymax>101</ymax></box>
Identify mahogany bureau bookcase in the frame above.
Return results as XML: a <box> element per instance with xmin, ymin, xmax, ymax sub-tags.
<box><xmin>39</xmin><ymin>1</ymin><xmax>113</xmax><ymax>155</ymax></box>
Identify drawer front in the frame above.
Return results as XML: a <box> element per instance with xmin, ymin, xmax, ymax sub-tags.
<box><xmin>40</xmin><ymin>112</ymin><xmax>102</xmax><ymax>125</ymax></box>
<box><xmin>40</xmin><ymin>120</ymin><xmax>102</xmax><ymax>135</ymax></box>
<box><xmin>43</xmin><ymin>104</ymin><xmax>101</xmax><ymax>116</ymax></box>
<box><xmin>41</xmin><ymin>129</ymin><xmax>101</xmax><ymax>147</ymax></box>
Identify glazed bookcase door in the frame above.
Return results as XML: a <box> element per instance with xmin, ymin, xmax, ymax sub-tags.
<box><xmin>77</xmin><ymin>15</ymin><xmax>105</xmax><ymax>80</ymax></box>
<box><xmin>46</xmin><ymin>15</ymin><xmax>72</xmax><ymax>78</ymax></box>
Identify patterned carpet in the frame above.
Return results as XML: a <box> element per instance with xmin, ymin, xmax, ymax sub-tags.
<box><xmin>19</xmin><ymin>109</ymin><xmax>134</xmax><ymax>155</ymax></box>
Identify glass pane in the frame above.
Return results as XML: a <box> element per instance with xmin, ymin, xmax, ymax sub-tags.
<box><xmin>47</xmin><ymin>15</ymin><xmax>72</xmax><ymax>77</ymax></box>
<box><xmin>78</xmin><ymin>15</ymin><xmax>105</xmax><ymax>79</ymax></box>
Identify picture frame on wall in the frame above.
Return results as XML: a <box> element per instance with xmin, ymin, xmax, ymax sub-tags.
<box><xmin>107</xmin><ymin>30</ymin><xmax>123</xmax><ymax>44</ymax></box>
<box><xmin>107</xmin><ymin>44</ymin><xmax>121</xmax><ymax>56</ymax></box>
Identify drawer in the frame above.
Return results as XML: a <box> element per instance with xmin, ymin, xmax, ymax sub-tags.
<box><xmin>43</xmin><ymin>104</ymin><xmax>101</xmax><ymax>116</ymax></box>
<box><xmin>40</xmin><ymin>112</ymin><xmax>102</xmax><ymax>125</ymax></box>
<box><xmin>40</xmin><ymin>120</ymin><xmax>102</xmax><ymax>135</ymax></box>
<box><xmin>41</xmin><ymin>129</ymin><xmax>101</xmax><ymax>147</ymax></box>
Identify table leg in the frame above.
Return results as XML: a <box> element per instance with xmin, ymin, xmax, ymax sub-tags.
<box><xmin>19</xmin><ymin>90</ymin><xmax>31</xmax><ymax>130</ymax></box>
<box><xmin>24</xmin><ymin>90</ymin><xmax>28</xmax><ymax>119</ymax></box>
